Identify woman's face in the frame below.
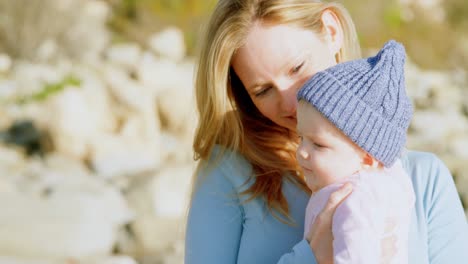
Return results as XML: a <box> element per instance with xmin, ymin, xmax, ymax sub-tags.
<box><xmin>231</xmin><ymin>22</ymin><xmax>338</xmax><ymax>131</ymax></box>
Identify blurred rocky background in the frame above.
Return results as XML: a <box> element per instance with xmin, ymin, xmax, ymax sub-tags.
<box><xmin>0</xmin><ymin>0</ymin><xmax>466</xmax><ymax>263</ymax></box>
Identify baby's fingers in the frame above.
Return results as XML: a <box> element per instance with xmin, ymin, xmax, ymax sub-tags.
<box><xmin>322</xmin><ymin>183</ymin><xmax>353</xmax><ymax>216</ymax></box>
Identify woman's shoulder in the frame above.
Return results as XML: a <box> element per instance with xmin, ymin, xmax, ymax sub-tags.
<box><xmin>401</xmin><ymin>149</ymin><xmax>447</xmax><ymax>175</ymax></box>
<box><xmin>195</xmin><ymin>145</ymin><xmax>254</xmax><ymax>190</ymax></box>
<box><xmin>400</xmin><ymin>149</ymin><xmax>454</xmax><ymax>195</ymax></box>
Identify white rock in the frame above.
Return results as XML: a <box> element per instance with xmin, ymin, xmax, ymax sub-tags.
<box><xmin>84</xmin><ymin>0</ymin><xmax>111</xmax><ymax>20</ymax></box>
<box><xmin>148</xmin><ymin>27</ymin><xmax>186</xmax><ymax>61</ymax></box>
<box><xmin>426</xmin><ymin>75</ymin><xmax>463</xmax><ymax>112</ymax></box>
<box><xmin>0</xmin><ymin>145</ymin><xmax>25</xmax><ymax>168</ymax></box>
<box><xmin>162</xmin><ymin>239</ymin><xmax>184</xmax><ymax>264</ymax></box>
<box><xmin>51</xmin><ymin>184</ymin><xmax>133</xmax><ymax>227</ymax></box>
<box><xmin>0</xmin><ymin>79</ymin><xmax>16</xmax><ymax>101</ymax></box>
<box><xmin>0</xmin><ymin>145</ymin><xmax>26</xmax><ymax>194</ymax></box>
<box><xmin>12</xmin><ymin>62</ymin><xmax>65</xmax><ymax>96</ymax></box>
<box><xmin>87</xmin><ymin>256</ymin><xmax>138</xmax><ymax>264</ymax></box>
<box><xmin>4</xmin><ymin>63</ymin><xmax>116</xmax><ymax>150</ymax></box>
<box><xmin>159</xmin><ymin>131</ymin><xmax>192</xmax><ymax>163</ymax></box>
<box><xmin>120</xmin><ymin>114</ymin><xmax>160</xmax><ymax>146</ymax></box>
<box><xmin>36</xmin><ymin>39</ymin><xmax>59</xmax><ymax>62</ymax></box>
<box><xmin>155</xmin><ymin>59</ymin><xmax>196</xmax><ymax>140</ymax></box>
<box><xmin>131</xmin><ymin>216</ymin><xmax>184</xmax><ymax>254</ymax></box>
<box><xmin>47</xmin><ymin>88</ymin><xmax>97</xmax><ymax>159</ymax></box>
<box><xmin>126</xmin><ymin>165</ymin><xmax>193</xmax><ymax>218</ymax></box>
<box><xmin>153</xmin><ymin>166</ymin><xmax>193</xmax><ymax>217</ymax></box>
<box><xmin>0</xmin><ymin>53</ymin><xmax>12</xmax><ymax>73</ymax></box>
<box><xmin>102</xmin><ymin>67</ymin><xmax>162</xmax><ymax>163</ymax></box>
<box><xmin>114</xmin><ymin>227</ymin><xmax>140</xmax><ymax>257</ymax></box>
<box><xmin>114</xmin><ymin>174</ymin><xmax>192</xmax><ymax>259</ymax></box>
<box><xmin>449</xmin><ymin>136</ymin><xmax>468</xmax><ymax>160</ymax></box>
<box><xmin>406</xmin><ymin>66</ymin><xmax>465</xmax><ymax>113</ymax></box>
<box><xmin>59</xmin><ymin>0</ymin><xmax>110</xmax><ymax>63</ymax></box>
<box><xmin>103</xmin><ymin>66</ymin><xmax>155</xmax><ymax>113</ymax></box>
<box><xmin>137</xmin><ymin>53</ymin><xmax>180</xmax><ymax>95</ymax></box>
<box><xmin>0</xmin><ymin>256</ymin><xmax>56</xmax><ymax>264</ymax></box>
<box><xmin>105</xmin><ymin>43</ymin><xmax>142</xmax><ymax>72</ymax></box>
<box><xmin>0</xmin><ymin>191</ymin><xmax>131</xmax><ymax>259</ymax></box>
<box><xmin>0</xmin><ymin>172</ymin><xmax>17</xmax><ymax>194</ymax></box>
<box><xmin>157</xmin><ymin>85</ymin><xmax>197</xmax><ymax>141</ymax></box>
<box><xmin>9</xmin><ymin>152</ymin><xmax>134</xmax><ymax>222</ymax></box>
<box><xmin>43</xmin><ymin>67</ymin><xmax>116</xmax><ymax>160</ymax></box>
<box><xmin>89</xmin><ymin>133</ymin><xmax>161</xmax><ymax>179</ymax></box>
<box><xmin>410</xmin><ymin>110</ymin><xmax>467</xmax><ymax>142</ymax></box>
<box><xmin>0</xmin><ymin>256</ymin><xmax>137</xmax><ymax>264</ymax></box>
<box><xmin>0</xmin><ymin>178</ymin><xmax>16</xmax><ymax>194</ymax></box>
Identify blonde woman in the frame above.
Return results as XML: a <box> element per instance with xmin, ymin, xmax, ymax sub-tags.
<box><xmin>185</xmin><ymin>0</ymin><xmax>468</xmax><ymax>263</ymax></box>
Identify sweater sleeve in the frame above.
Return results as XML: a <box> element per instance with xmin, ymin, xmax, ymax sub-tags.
<box><xmin>184</xmin><ymin>163</ymin><xmax>244</xmax><ymax>264</ymax></box>
<box><xmin>423</xmin><ymin>154</ymin><xmax>468</xmax><ymax>263</ymax></box>
<box><xmin>331</xmin><ymin>187</ymin><xmax>382</xmax><ymax>264</ymax></box>
<box><xmin>276</xmin><ymin>239</ymin><xmax>318</xmax><ymax>264</ymax></box>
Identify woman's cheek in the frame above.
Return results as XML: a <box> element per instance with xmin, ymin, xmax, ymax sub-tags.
<box><xmin>254</xmin><ymin>99</ymin><xmax>277</xmax><ymax>121</ymax></box>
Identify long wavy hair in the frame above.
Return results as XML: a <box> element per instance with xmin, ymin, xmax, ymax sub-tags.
<box><xmin>192</xmin><ymin>0</ymin><xmax>361</xmax><ymax>223</ymax></box>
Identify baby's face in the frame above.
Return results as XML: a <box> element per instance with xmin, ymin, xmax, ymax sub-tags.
<box><xmin>296</xmin><ymin>101</ymin><xmax>366</xmax><ymax>192</ymax></box>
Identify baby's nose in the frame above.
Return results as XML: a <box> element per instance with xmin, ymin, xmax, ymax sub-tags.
<box><xmin>298</xmin><ymin>148</ymin><xmax>309</xmax><ymax>159</ymax></box>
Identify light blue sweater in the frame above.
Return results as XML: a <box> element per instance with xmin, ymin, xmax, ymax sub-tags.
<box><xmin>185</xmin><ymin>147</ymin><xmax>468</xmax><ymax>263</ymax></box>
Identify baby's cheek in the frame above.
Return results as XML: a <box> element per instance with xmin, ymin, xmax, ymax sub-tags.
<box><xmin>304</xmin><ymin>174</ymin><xmax>315</xmax><ymax>191</ymax></box>
<box><xmin>337</xmin><ymin>157</ymin><xmax>361</xmax><ymax>176</ymax></box>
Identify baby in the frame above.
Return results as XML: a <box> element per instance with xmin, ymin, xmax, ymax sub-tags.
<box><xmin>296</xmin><ymin>40</ymin><xmax>415</xmax><ymax>263</ymax></box>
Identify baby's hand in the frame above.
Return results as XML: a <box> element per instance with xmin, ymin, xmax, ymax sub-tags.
<box><xmin>306</xmin><ymin>183</ymin><xmax>353</xmax><ymax>264</ymax></box>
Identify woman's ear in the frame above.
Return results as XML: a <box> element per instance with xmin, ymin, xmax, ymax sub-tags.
<box><xmin>320</xmin><ymin>9</ymin><xmax>344</xmax><ymax>58</ymax></box>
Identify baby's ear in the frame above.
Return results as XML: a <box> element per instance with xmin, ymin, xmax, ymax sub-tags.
<box><xmin>362</xmin><ymin>153</ymin><xmax>379</xmax><ymax>169</ymax></box>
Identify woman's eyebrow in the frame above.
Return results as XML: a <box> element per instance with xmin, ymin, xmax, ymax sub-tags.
<box><xmin>247</xmin><ymin>51</ymin><xmax>312</xmax><ymax>92</ymax></box>
<box><xmin>247</xmin><ymin>82</ymin><xmax>268</xmax><ymax>92</ymax></box>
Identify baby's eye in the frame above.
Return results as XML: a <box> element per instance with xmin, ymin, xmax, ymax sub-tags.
<box><xmin>313</xmin><ymin>142</ymin><xmax>325</xmax><ymax>148</ymax></box>
<box><xmin>291</xmin><ymin>61</ymin><xmax>305</xmax><ymax>74</ymax></box>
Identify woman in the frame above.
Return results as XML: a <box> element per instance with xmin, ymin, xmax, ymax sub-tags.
<box><xmin>185</xmin><ymin>0</ymin><xmax>468</xmax><ymax>263</ymax></box>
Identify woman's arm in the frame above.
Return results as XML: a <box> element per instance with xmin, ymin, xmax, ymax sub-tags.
<box><xmin>185</xmin><ymin>152</ymin><xmax>352</xmax><ymax>264</ymax></box>
<box><xmin>185</xmin><ymin>163</ymin><xmax>319</xmax><ymax>264</ymax></box>
<box><xmin>185</xmin><ymin>165</ymin><xmax>244</xmax><ymax>264</ymax></box>
<box><xmin>422</xmin><ymin>153</ymin><xmax>468</xmax><ymax>263</ymax></box>
<box><xmin>276</xmin><ymin>239</ymin><xmax>318</xmax><ymax>264</ymax></box>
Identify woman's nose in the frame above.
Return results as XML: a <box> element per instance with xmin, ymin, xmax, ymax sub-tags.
<box><xmin>277</xmin><ymin>80</ymin><xmax>299</xmax><ymax>114</ymax></box>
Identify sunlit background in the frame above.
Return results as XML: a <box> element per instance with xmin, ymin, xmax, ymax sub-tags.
<box><xmin>0</xmin><ymin>0</ymin><xmax>466</xmax><ymax>263</ymax></box>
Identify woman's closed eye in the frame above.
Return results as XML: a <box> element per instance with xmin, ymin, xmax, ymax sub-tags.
<box><xmin>254</xmin><ymin>85</ymin><xmax>273</xmax><ymax>97</ymax></box>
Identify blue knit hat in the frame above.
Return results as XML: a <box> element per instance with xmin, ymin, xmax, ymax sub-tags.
<box><xmin>296</xmin><ymin>40</ymin><xmax>413</xmax><ymax>167</ymax></box>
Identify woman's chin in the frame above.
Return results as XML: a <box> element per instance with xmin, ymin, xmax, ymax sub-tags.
<box><xmin>279</xmin><ymin>118</ymin><xmax>297</xmax><ymax>131</ymax></box>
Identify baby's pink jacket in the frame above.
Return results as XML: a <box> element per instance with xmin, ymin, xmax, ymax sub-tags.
<box><xmin>304</xmin><ymin>160</ymin><xmax>415</xmax><ymax>264</ymax></box>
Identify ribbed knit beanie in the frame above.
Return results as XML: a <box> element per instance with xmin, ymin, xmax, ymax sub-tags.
<box><xmin>296</xmin><ymin>40</ymin><xmax>413</xmax><ymax>167</ymax></box>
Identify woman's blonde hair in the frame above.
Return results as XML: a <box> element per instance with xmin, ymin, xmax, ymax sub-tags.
<box><xmin>193</xmin><ymin>0</ymin><xmax>361</xmax><ymax>222</ymax></box>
